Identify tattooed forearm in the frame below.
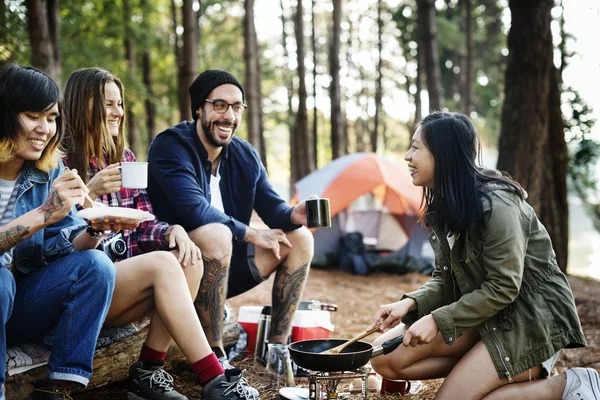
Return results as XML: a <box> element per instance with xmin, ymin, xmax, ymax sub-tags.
<box><xmin>0</xmin><ymin>225</ymin><xmax>30</xmax><ymax>254</ymax></box>
<box><xmin>39</xmin><ymin>190</ymin><xmax>62</xmax><ymax>222</ymax></box>
<box><xmin>196</xmin><ymin>256</ymin><xmax>229</xmax><ymax>342</ymax></box>
<box><xmin>271</xmin><ymin>263</ymin><xmax>309</xmax><ymax>336</ymax></box>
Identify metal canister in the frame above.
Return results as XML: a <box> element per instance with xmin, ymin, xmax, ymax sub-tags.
<box><xmin>254</xmin><ymin>305</ymin><xmax>271</xmax><ymax>363</ymax></box>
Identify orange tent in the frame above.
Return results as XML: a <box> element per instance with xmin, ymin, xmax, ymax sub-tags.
<box><xmin>291</xmin><ymin>152</ymin><xmax>422</xmax><ymax>220</ymax></box>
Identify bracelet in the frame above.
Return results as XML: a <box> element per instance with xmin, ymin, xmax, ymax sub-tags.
<box><xmin>86</xmin><ymin>225</ymin><xmax>108</xmax><ymax>239</ymax></box>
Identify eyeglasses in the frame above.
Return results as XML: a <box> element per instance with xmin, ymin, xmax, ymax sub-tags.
<box><xmin>205</xmin><ymin>99</ymin><xmax>247</xmax><ymax>115</ymax></box>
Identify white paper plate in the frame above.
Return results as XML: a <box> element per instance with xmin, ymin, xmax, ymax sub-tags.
<box><xmin>77</xmin><ymin>206</ymin><xmax>155</xmax><ymax>222</ymax></box>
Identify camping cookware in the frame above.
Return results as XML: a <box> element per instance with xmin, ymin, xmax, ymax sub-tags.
<box><xmin>289</xmin><ymin>335</ymin><xmax>404</xmax><ymax>372</ymax></box>
<box><xmin>320</xmin><ymin>326</ymin><xmax>381</xmax><ymax>354</ymax></box>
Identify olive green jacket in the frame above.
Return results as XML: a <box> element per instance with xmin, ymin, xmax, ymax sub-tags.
<box><xmin>403</xmin><ymin>184</ymin><xmax>586</xmax><ymax>380</ymax></box>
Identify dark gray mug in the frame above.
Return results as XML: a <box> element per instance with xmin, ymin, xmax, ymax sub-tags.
<box><xmin>305</xmin><ymin>198</ymin><xmax>331</xmax><ymax>228</ymax></box>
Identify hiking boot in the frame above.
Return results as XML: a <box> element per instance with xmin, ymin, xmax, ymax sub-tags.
<box><xmin>30</xmin><ymin>380</ymin><xmax>73</xmax><ymax>400</ymax></box>
<box><xmin>218</xmin><ymin>356</ymin><xmax>259</xmax><ymax>397</ymax></box>
<box><xmin>202</xmin><ymin>370</ymin><xmax>259</xmax><ymax>400</ymax></box>
<box><xmin>563</xmin><ymin>368</ymin><xmax>600</xmax><ymax>400</ymax></box>
<box><xmin>128</xmin><ymin>360</ymin><xmax>188</xmax><ymax>400</ymax></box>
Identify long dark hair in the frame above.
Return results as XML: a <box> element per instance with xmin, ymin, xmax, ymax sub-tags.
<box><xmin>0</xmin><ymin>64</ymin><xmax>62</xmax><ymax>171</ymax></box>
<box><xmin>62</xmin><ymin>67</ymin><xmax>125</xmax><ymax>182</ymax></box>
<box><xmin>419</xmin><ymin>112</ymin><xmax>524</xmax><ymax>233</ymax></box>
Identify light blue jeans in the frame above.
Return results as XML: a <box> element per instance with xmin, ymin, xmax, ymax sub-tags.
<box><xmin>0</xmin><ymin>250</ymin><xmax>116</xmax><ymax>396</ymax></box>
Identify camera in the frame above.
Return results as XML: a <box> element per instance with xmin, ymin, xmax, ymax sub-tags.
<box><xmin>102</xmin><ymin>232</ymin><xmax>127</xmax><ymax>260</ymax></box>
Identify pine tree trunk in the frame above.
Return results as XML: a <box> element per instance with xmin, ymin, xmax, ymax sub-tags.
<box><xmin>123</xmin><ymin>0</ymin><xmax>139</xmax><ymax>156</ymax></box>
<box><xmin>27</xmin><ymin>0</ymin><xmax>59</xmax><ymax>82</ymax></box>
<box><xmin>372</xmin><ymin>0</ymin><xmax>383</xmax><ymax>153</ymax></box>
<box><xmin>47</xmin><ymin>0</ymin><xmax>61</xmax><ymax>85</ymax></box>
<box><xmin>244</xmin><ymin>0</ymin><xmax>267</xmax><ymax>169</ymax></box>
<box><xmin>540</xmin><ymin>67</ymin><xmax>569</xmax><ymax>272</ymax></box>
<box><xmin>329</xmin><ymin>0</ymin><xmax>344</xmax><ymax>160</ymax></box>
<box><xmin>498</xmin><ymin>0</ymin><xmax>567</xmax><ymax>271</ymax></box>
<box><xmin>416</xmin><ymin>0</ymin><xmax>443</xmax><ymax>111</ymax></box>
<box><xmin>293</xmin><ymin>0</ymin><xmax>314</xmax><ymax>180</ymax></box>
<box><xmin>311</xmin><ymin>0</ymin><xmax>318</xmax><ymax>168</ymax></box>
<box><xmin>462</xmin><ymin>0</ymin><xmax>474</xmax><ymax>115</ymax></box>
<box><xmin>180</xmin><ymin>0</ymin><xmax>197</xmax><ymax>121</ymax></box>
<box><xmin>497</xmin><ymin>0</ymin><xmax>553</xmax><ymax>214</ymax></box>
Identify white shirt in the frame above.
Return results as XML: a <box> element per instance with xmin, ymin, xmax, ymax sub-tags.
<box><xmin>209</xmin><ymin>162</ymin><xmax>225</xmax><ymax>213</ymax></box>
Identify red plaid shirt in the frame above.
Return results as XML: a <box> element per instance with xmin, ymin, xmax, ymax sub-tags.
<box><xmin>63</xmin><ymin>149</ymin><xmax>169</xmax><ymax>260</ymax></box>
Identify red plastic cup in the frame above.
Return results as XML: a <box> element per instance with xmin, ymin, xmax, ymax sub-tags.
<box><xmin>380</xmin><ymin>378</ymin><xmax>411</xmax><ymax>396</ymax></box>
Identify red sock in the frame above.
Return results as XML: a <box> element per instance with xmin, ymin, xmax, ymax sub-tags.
<box><xmin>138</xmin><ymin>344</ymin><xmax>167</xmax><ymax>363</ymax></box>
<box><xmin>191</xmin><ymin>353</ymin><xmax>225</xmax><ymax>385</ymax></box>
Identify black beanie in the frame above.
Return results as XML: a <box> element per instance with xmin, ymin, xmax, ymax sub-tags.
<box><xmin>189</xmin><ymin>70</ymin><xmax>245</xmax><ymax>120</ymax></box>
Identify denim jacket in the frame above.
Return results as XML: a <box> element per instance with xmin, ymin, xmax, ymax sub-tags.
<box><xmin>402</xmin><ymin>183</ymin><xmax>586</xmax><ymax>380</ymax></box>
<box><xmin>10</xmin><ymin>161</ymin><xmax>87</xmax><ymax>275</ymax></box>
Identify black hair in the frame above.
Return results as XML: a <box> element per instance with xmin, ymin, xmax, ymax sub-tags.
<box><xmin>0</xmin><ymin>64</ymin><xmax>63</xmax><ymax>170</ymax></box>
<box><xmin>419</xmin><ymin>111</ymin><xmax>524</xmax><ymax>233</ymax></box>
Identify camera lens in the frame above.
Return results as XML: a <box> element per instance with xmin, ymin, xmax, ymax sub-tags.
<box><xmin>112</xmin><ymin>239</ymin><xmax>127</xmax><ymax>256</ymax></box>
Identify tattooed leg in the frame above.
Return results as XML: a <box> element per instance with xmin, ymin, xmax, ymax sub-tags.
<box><xmin>270</xmin><ymin>263</ymin><xmax>310</xmax><ymax>342</ymax></box>
<box><xmin>0</xmin><ymin>225</ymin><xmax>30</xmax><ymax>254</ymax></box>
<box><xmin>195</xmin><ymin>255</ymin><xmax>229</xmax><ymax>347</ymax></box>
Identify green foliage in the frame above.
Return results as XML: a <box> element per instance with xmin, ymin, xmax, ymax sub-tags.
<box><xmin>564</xmin><ymin>87</ymin><xmax>600</xmax><ymax>231</ymax></box>
<box><xmin>0</xmin><ymin>1</ymin><xmax>31</xmax><ymax>67</ymax></box>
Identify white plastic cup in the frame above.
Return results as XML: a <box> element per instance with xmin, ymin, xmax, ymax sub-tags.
<box><xmin>120</xmin><ymin>162</ymin><xmax>148</xmax><ymax>189</ymax></box>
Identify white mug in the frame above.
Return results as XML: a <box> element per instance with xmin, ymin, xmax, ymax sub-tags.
<box><xmin>120</xmin><ymin>162</ymin><xmax>148</xmax><ymax>189</ymax></box>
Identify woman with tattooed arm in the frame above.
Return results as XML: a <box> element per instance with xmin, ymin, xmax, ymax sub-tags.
<box><xmin>0</xmin><ymin>65</ymin><xmax>117</xmax><ymax>400</ymax></box>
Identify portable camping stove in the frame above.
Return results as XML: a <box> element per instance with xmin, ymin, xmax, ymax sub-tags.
<box><xmin>307</xmin><ymin>367</ymin><xmax>369</xmax><ymax>400</ymax></box>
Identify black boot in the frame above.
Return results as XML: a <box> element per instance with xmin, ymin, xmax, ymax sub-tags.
<box><xmin>30</xmin><ymin>380</ymin><xmax>73</xmax><ymax>400</ymax></box>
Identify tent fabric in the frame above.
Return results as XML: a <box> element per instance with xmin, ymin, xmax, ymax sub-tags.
<box><xmin>292</xmin><ymin>152</ymin><xmax>422</xmax><ymax>219</ymax></box>
<box><xmin>292</xmin><ymin>152</ymin><xmax>433</xmax><ymax>274</ymax></box>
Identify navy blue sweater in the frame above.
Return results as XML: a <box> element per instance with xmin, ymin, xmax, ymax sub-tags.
<box><xmin>147</xmin><ymin>121</ymin><xmax>299</xmax><ymax>243</ymax></box>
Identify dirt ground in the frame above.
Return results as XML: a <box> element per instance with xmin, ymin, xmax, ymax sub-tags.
<box><xmin>75</xmin><ymin>268</ymin><xmax>600</xmax><ymax>399</ymax></box>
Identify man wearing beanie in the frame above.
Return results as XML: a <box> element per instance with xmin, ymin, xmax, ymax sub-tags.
<box><xmin>147</xmin><ymin>70</ymin><xmax>314</xmax><ymax>381</ymax></box>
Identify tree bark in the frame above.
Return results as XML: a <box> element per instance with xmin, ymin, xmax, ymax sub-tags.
<box><xmin>27</xmin><ymin>0</ymin><xmax>59</xmax><ymax>82</ymax></box>
<box><xmin>311</xmin><ymin>0</ymin><xmax>318</xmax><ymax>168</ymax></box>
<box><xmin>292</xmin><ymin>0</ymin><xmax>314</xmax><ymax>181</ymax></box>
<box><xmin>180</xmin><ymin>0</ymin><xmax>197</xmax><ymax>121</ymax></box>
<box><xmin>497</xmin><ymin>0</ymin><xmax>553</xmax><ymax>213</ymax></box>
<box><xmin>372</xmin><ymin>0</ymin><xmax>384</xmax><ymax>153</ymax></box>
<box><xmin>47</xmin><ymin>0</ymin><xmax>61</xmax><ymax>85</ymax></box>
<box><xmin>462</xmin><ymin>0</ymin><xmax>474</xmax><ymax>115</ymax></box>
<box><xmin>329</xmin><ymin>0</ymin><xmax>344</xmax><ymax>160</ymax></box>
<box><xmin>123</xmin><ymin>0</ymin><xmax>140</xmax><ymax>156</ymax></box>
<box><xmin>414</xmin><ymin>39</ymin><xmax>424</xmax><ymax>125</ymax></box>
<box><xmin>416</xmin><ymin>0</ymin><xmax>443</xmax><ymax>111</ymax></box>
<box><xmin>244</xmin><ymin>0</ymin><xmax>267</xmax><ymax>170</ymax></box>
<box><xmin>498</xmin><ymin>0</ymin><xmax>568</xmax><ymax>271</ymax></box>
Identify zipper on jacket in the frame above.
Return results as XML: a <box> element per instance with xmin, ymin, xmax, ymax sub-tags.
<box><xmin>485</xmin><ymin>322</ymin><xmax>513</xmax><ymax>383</ymax></box>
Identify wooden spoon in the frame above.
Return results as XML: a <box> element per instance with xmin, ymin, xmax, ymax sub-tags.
<box><xmin>321</xmin><ymin>326</ymin><xmax>381</xmax><ymax>354</ymax></box>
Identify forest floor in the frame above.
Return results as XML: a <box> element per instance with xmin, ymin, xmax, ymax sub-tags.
<box><xmin>74</xmin><ymin>268</ymin><xmax>600</xmax><ymax>399</ymax></box>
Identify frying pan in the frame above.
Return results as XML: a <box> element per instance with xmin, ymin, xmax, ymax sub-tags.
<box><xmin>288</xmin><ymin>335</ymin><xmax>404</xmax><ymax>372</ymax></box>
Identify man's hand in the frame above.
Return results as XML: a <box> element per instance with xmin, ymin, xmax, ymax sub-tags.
<box><xmin>402</xmin><ymin>314</ymin><xmax>439</xmax><ymax>347</ymax></box>
<box><xmin>87</xmin><ymin>163</ymin><xmax>121</xmax><ymax>200</ymax></box>
<box><xmin>290</xmin><ymin>195</ymin><xmax>318</xmax><ymax>226</ymax></box>
<box><xmin>368</xmin><ymin>298</ymin><xmax>417</xmax><ymax>332</ymax></box>
<box><xmin>39</xmin><ymin>169</ymin><xmax>87</xmax><ymax>225</ymax></box>
<box><xmin>166</xmin><ymin>224</ymin><xmax>202</xmax><ymax>267</ymax></box>
<box><xmin>245</xmin><ymin>227</ymin><xmax>292</xmax><ymax>260</ymax></box>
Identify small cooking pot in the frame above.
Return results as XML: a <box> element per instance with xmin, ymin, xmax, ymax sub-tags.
<box><xmin>288</xmin><ymin>335</ymin><xmax>404</xmax><ymax>372</ymax></box>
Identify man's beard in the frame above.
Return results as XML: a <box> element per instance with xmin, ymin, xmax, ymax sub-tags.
<box><xmin>200</xmin><ymin>115</ymin><xmax>236</xmax><ymax>148</ymax></box>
